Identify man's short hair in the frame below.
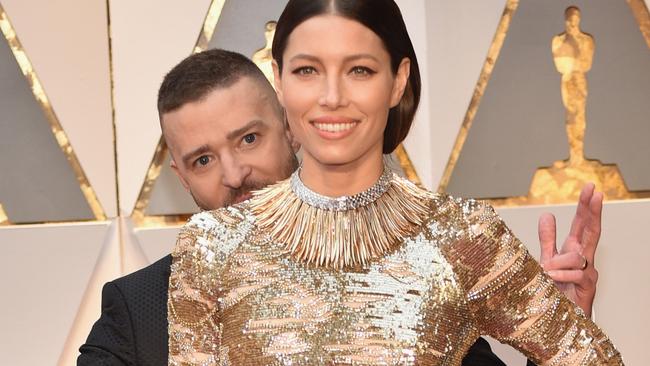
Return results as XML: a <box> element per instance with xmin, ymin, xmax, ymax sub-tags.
<box><xmin>157</xmin><ymin>49</ymin><xmax>273</xmax><ymax>116</ymax></box>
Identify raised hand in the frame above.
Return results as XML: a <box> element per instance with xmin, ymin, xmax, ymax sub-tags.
<box><xmin>538</xmin><ymin>183</ymin><xmax>602</xmax><ymax>317</ymax></box>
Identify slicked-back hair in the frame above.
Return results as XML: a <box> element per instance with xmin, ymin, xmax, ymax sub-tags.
<box><xmin>157</xmin><ymin>49</ymin><xmax>275</xmax><ymax>119</ymax></box>
<box><xmin>272</xmin><ymin>0</ymin><xmax>421</xmax><ymax>154</ymax></box>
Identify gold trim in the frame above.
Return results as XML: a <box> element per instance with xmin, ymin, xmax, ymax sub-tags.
<box><xmin>106</xmin><ymin>0</ymin><xmax>120</xmax><ymax>216</ymax></box>
<box><xmin>0</xmin><ymin>203</ymin><xmax>9</xmax><ymax>225</ymax></box>
<box><xmin>437</xmin><ymin>0</ymin><xmax>519</xmax><ymax>193</ymax></box>
<box><xmin>105</xmin><ymin>0</ymin><xmax>125</xmax><ymax>272</ymax></box>
<box><xmin>131</xmin><ymin>136</ymin><xmax>169</xmax><ymax>223</ymax></box>
<box><xmin>628</xmin><ymin>0</ymin><xmax>650</xmax><ymax>48</ymax></box>
<box><xmin>133</xmin><ymin>214</ymin><xmax>192</xmax><ymax>229</ymax></box>
<box><xmin>0</xmin><ymin>4</ymin><xmax>107</xmax><ymax>221</ymax></box>
<box><xmin>0</xmin><ymin>220</ymin><xmax>111</xmax><ymax>230</ymax></box>
<box><xmin>131</xmin><ymin>0</ymin><xmax>226</xmax><ymax>227</ymax></box>
<box><xmin>394</xmin><ymin>144</ymin><xmax>421</xmax><ymax>185</ymax></box>
<box><xmin>194</xmin><ymin>0</ymin><xmax>226</xmax><ymax>53</ymax></box>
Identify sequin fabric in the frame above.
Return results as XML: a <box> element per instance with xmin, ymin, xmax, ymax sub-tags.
<box><xmin>168</xmin><ymin>174</ymin><xmax>623</xmax><ymax>365</ymax></box>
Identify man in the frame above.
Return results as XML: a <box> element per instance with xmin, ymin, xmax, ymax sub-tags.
<box><xmin>78</xmin><ymin>49</ymin><xmax>602</xmax><ymax>365</ymax></box>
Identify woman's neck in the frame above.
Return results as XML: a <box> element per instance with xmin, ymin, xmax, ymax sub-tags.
<box><xmin>299</xmin><ymin>155</ymin><xmax>385</xmax><ymax>197</ymax></box>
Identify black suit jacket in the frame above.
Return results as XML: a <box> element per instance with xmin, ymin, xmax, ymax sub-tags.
<box><xmin>79</xmin><ymin>254</ymin><xmax>532</xmax><ymax>366</ymax></box>
<box><xmin>78</xmin><ymin>255</ymin><xmax>171</xmax><ymax>365</ymax></box>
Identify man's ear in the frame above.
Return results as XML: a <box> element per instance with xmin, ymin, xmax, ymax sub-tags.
<box><xmin>272</xmin><ymin>60</ymin><xmax>284</xmax><ymax>106</ymax></box>
<box><xmin>170</xmin><ymin>157</ymin><xmax>190</xmax><ymax>191</ymax></box>
<box><xmin>390</xmin><ymin>57</ymin><xmax>411</xmax><ymax>108</ymax></box>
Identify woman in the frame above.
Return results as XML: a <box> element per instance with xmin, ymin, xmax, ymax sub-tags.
<box><xmin>168</xmin><ymin>0</ymin><xmax>623</xmax><ymax>364</ymax></box>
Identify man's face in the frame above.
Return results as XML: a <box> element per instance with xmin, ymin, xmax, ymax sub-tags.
<box><xmin>162</xmin><ymin>77</ymin><xmax>299</xmax><ymax>210</ymax></box>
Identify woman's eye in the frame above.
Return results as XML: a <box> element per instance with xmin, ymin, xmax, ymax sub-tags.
<box><xmin>243</xmin><ymin>133</ymin><xmax>257</xmax><ymax>145</ymax></box>
<box><xmin>350</xmin><ymin>66</ymin><xmax>375</xmax><ymax>76</ymax></box>
<box><xmin>196</xmin><ymin>155</ymin><xmax>210</xmax><ymax>166</ymax></box>
<box><xmin>293</xmin><ymin>66</ymin><xmax>317</xmax><ymax>75</ymax></box>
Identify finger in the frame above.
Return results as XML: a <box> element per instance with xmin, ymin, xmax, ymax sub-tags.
<box><xmin>582</xmin><ymin>191</ymin><xmax>603</xmax><ymax>263</ymax></box>
<box><xmin>538</xmin><ymin>213</ymin><xmax>558</xmax><ymax>265</ymax></box>
<box><xmin>543</xmin><ymin>252</ymin><xmax>587</xmax><ymax>271</ymax></box>
<box><xmin>546</xmin><ymin>269</ymin><xmax>587</xmax><ymax>285</ymax></box>
<box><xmin>568</xmin><ymin>183</ymin><xmax>595</xmax><ymax>241</ymax></box>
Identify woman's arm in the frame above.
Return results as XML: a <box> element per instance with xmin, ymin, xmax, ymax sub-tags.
<box><xmin>167</xmin><ymin>223</ymin><xmax>222</xmax><ymax>365</ymax></box>
<box><xmin>167</xmin><ymin>209</ymin><xmax>251</xmax><ymax>365</ymax></box>
<box><xmin>444</xmin><ymin>198</ymin><xmax>622</xmax><ymax>365</ymax></box>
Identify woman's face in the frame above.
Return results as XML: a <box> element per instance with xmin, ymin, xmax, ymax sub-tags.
<box><xmin>274</xmin><ymin>14</ymin><xmax>409</xmax><ymax>170</ymax></box>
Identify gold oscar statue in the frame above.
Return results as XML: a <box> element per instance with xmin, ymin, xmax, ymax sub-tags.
<box><xmin>495</xmin><ymin>6</ymin><xmax>646</xmax><ymax>205</ymax></box>
<box><xmin>553</xmin><ymin>6</ymin><xmax>594</xmax><ymax>165</ymax></box>
<box><xmin>252</xmin><ymin>21</ymin><xmax>277</xmax><ymax>87</ymax></box>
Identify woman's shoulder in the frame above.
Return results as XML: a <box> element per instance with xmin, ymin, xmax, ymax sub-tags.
<box><xmin>410</xmin><ymin>182</ymin><xmax>489</xmax><ymax>214</ymax></box>
<box><xmin>172</xmin><ymin>203</ymin><xmax>256</xmax><ymax>262</ymax></box>
<box><xmin>417</xmin><ymin>189</ymin><xmax>503</xmax><ymax>240</ymax></box>
<box><xmin>388</xmin><ymin>175</ymin><xmax>498</xmax><ymax>231</ymax></box>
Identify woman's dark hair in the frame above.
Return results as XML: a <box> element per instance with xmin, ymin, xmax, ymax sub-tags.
<box><xmin>272</xmin><ymin>0</ymin><xmax>421</xmax><ymax>154</ymax></box>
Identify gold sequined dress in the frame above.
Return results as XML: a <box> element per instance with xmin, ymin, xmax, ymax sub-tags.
<box><xmin>168</xmin><ymin>167</ymin><xmax>623</xmax><ymax>365</ymax></box>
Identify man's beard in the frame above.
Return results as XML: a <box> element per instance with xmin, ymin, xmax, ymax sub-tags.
<box><xmin>191</xmin><ymin>147</ymin><xmax>299</xmax><ymax>211</ymax></box>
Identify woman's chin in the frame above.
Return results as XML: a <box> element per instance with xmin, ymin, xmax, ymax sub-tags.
<box><xmin>299</xmin><ymin>141</ymin><xmax>385</xmax><ymax>169</ymax></box>
<box><xmin>304</xmin><ymin>152</ymin><xmax>381</xmax><ymax>170</ymax></box>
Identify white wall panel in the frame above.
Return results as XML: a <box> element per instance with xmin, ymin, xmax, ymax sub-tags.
<box><xmin>0</xmin><ymin>223</ymin><xmax>111</xmax><ymax>365</ymax></box>
<box><xmin>590</xmin><ymin>199</ymin><xmax>650</xmax><ymax>365</ymax></box>
<box><xmin>110</xmin><ymin>0</ymin><xmax>211</xmax><ymax>215</ymax></box>
<box><xmin>395</xmin><ymin>0</ymin><xmax>433</xmax><ymax>189</ymax></box>
<box><xmin>2</xmin><ymin>0</ymin><xmax>116</xmax><ymax>217</ymax></box>
<box><xmin>57</xmin><ymin>217</ymin><xmax>149</xmax><ymax>366</ymax></box>
<box><xmin>135</xmin><ymin>225</ymin><xmax>181</xmax><ymax>264</ymax></box>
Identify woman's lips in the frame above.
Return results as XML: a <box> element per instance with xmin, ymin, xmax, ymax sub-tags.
<box><xmin>311</xmin><ymin>116</ymin><xmax>359</xmax><ymax>139</ymax></box>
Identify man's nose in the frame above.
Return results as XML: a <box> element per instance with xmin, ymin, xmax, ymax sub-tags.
<box><xmin>220</xmin><ymin>155</ymin><xmax>251</xmax><ymax>189</ymax></box>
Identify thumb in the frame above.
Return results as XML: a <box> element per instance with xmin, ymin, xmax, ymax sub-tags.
<box><xmin>538</xmin><ymin>213</ymin><xmax>558</xmax><ymax>265</ymax></box>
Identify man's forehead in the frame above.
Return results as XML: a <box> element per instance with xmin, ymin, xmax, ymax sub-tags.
<box><xmin>165</xmin><ymin>87</ymin><xmax>276</xmax><ymax>128</ymax></box>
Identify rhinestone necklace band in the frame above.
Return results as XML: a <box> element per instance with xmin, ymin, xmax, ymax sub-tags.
<box><xmin>289</xmin><ymin>165</ymin><xmax>393</xmax><ymax>211</ymax></box>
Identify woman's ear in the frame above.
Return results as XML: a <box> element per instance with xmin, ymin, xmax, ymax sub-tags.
<box><xmin>390</xmin><ymin>57</ymin><xmax>411</xmax><ymax>108</ymax></box>
<box><xmin>272</xmin><ymin>60</ymin><xmax>284</xmax><ymax>105</ymax></box>
<box><xmin>285</xmin><ymin>127</ymin><xmax>301</xmax><ymax>153</ymax></box>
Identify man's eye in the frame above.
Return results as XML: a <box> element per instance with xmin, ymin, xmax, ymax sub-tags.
<box><xmin>243</xmin><ymin>133</ymin><xmax>257</xmax><ymax>144</ymax></box>
<box><xmin>196</xmin><ymin>155</ymin><xmax>210</xmax><ymax>166</ymax></box>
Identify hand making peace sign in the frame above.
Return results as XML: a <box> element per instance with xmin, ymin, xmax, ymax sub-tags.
<box><xmin>538</xmin><ymin>183</ymin><xmax>602</xmax><ymax>318</ymax></box>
